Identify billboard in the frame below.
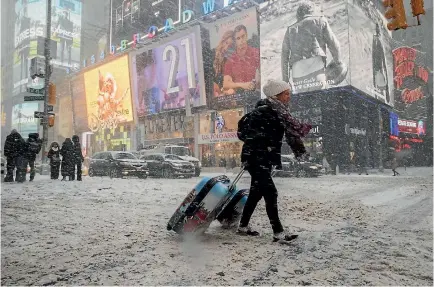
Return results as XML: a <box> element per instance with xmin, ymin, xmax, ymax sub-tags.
<box><xmin>198</xmin><ymin>109</ymin><xmax>243</xmax><ymax>144</ymax></box>
<box><xmin>348</xmin><ymin>0</ymin><xmax>394</xmax><ymax>106</ymax></box>
<box><xmin>11</xmin><ymin>103</ymin><xmax>39</xmax><ymax>136</ymax></box>
<box><xmin>111</xmin><ymin>0</ymin><xmax>181</xmax><ymax>48</ymax></box>
<box><xmin>50</xmin><ymin>0</ymin><xmax>82</xmax><ymax>69</ymax></box>
<box><xmin>84</xmin><ymin>55</ymin><xmax>134</xmax><ymax>132</ymax></box>
<box><xmin>203</xmin><ymin>7</ymin><xmax>260</xmax><ymax>110</ymax></box>
<box><xmin>132</xmin><ymin>27</ymin><xmax>206</xmax><ymax>117</ymax></box>
<box><xmin>392</xmin><ymin>46</ymin><xmax>429</xmax><ymax>120</ymax></box>
<box><xmin>13</xmin><ymin>0</ymin><xmax>46</xmax><ymax>95</ymax></box>
<box><xmin>398</xmin><ymin>119</ymin><xmax>425</xmax><ymax>136</ymax></box>
<box><xmin>13</xmin><ymin>0</ymin><xmax>82</xmax><ymax>95</ymax></box>
<box><xmin>260</xmin><ymin>0</ymin><xmax>349</xmax><ymax>94</ymax></box>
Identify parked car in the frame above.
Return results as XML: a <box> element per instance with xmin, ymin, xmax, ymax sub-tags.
<box><xmin>88</xmin><ymin>151</ymin><xmax>149</xmax><ymax>179</ymax></box>
<box><xmin>141</xmin><ymin>153</ymin><xmax>195</xmax><ymax>178</ymax></box>
<box><xmin>139</xmin><ymin>144</ymin><xmax>201</xmax><ymax>176</ymax></box>
<box><xmin>275</xmin><ymin>154</ymin><xmax>323</xmax><ymax>178</ymax></box>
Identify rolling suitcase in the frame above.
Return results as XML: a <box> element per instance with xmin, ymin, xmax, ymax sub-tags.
<box><xmin>216</xmin><ymin>168</ymin><xmax>278</xmax><ymax>227</ymax></box>
<box><xmin>167</xmin><ymin>170</ymin><xmax>245</xmax><ymax>235</ymax></box>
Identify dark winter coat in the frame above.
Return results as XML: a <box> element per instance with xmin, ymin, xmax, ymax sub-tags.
<box><xmin>47</xmin><ymin>142</ymin><xmax>61</xmax><ymax>166</ymax></box>
<box><xmin>72</xmin><ymin>137</ymin><xmax>84</xmax><ymax>163</ymax></box>
<box><xmin>25</xmin><ymin>133</ymin><xmax>42</xmax><ymax>161</ymax></box>
<box><xmin>4</xmin><ymin>131</ymin><xmax>26</xmax><ymax>159</ymax></box>
<box><xmin>241</xmin><ymin>99</ymin><xmax>306</xmax><ymax>168</ymax></box>
<box><xmin>60</xmin><ymin>138</ymin><xmax>75</xmax><ymax>176</ymax></box>
<box><xmin>3</xmin><ymin>132</ymin><xmax>26</xmax><ymax>158</ymax></box>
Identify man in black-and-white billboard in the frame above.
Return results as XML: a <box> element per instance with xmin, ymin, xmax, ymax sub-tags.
<box><xmin>372</xmin><ymin>23</ymin><xmax>389</xmax><ymax>103</ymax></box>
<box><xmin>281</xmin><ymin>1</ymin><xmax>347</xmax><ymax>94</ymax></box>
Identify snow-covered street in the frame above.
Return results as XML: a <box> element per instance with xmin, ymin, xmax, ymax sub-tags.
<box><xmin>1</xmin><ymin>168</ymin><xmax>433</xmax><ymax>286</ymax></box>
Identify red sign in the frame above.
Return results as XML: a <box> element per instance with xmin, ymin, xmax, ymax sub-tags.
<box><xmin>398</xmin><ymin>119</ymin><xmax>425</xmax><ymax>135</ymax></box>
<box><xmin>393</xmin><ymin>47</ymin><xmax>428</xmax><ymax>90</ymax></box>
<box><xmin>401</xmin><ymin>86</ymin><xmax>424</xmax><ymax>104</ymax></box>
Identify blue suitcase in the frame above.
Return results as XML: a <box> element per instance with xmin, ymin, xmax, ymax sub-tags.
<box><xmin>167</xmin><ymin>170</ymin><xmax>245</xmax><ymax>235</ymax></box>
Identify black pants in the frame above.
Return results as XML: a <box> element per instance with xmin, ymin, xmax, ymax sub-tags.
<box><xmin>51</xmin><ymin>164</ymin><xmax>60</xmax><ymax>179</ymax></box>
<box><xmin>28</xmin><ymin>160</ymin><xmax>36</xmax><ymax>180</ymax></box>
<box><xmin>5</xmin><ymin>157</ymin><xmax>16</xmax><ymax>181</ymax></box>
<box><xmin>239</xmin><ymin>164</ymin><xmax>284</xmax><ymax>233</ymax></box>
<box><xmin>72</xmin><ymin>161</ymin><xmax>82</xmax><ymax>180</ymax></box>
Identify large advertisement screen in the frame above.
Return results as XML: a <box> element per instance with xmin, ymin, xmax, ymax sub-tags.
<box><xmin>111</xmin><ymin>0</ymin><xmax>181</xmax><ymax>48</ymax></box>
<box><xmin>71</xmin><ymin>74</ymin><xmax>88</xmax><ymax>133</ymax></box>
<box><xmin>132</xmin><ymin>27</ymin><xmax>206</xmax><ymax>117</ymax></box>
<box><xmin>392</xmin><ymin>46</ymin><xmax>429</xmax><ymax>120</ymax></box>
<box><xmin>84</xmin><ymin>55</ymin><xmax>134</xmax><ymax>132</ymax></box>
<box><xmin>260</xmin><ymin>0</ymin><xmax>349</xmax><ymax>94</ymax></box>
<box><xmin>13</xmin><ymin>0</ymin><xmax>82</xmax><ymax>96</ymax></box>
<box><xmin>50</xmin><ymin>0</ymin><xmax>82</xmax><ymax>69</ymax></box>
<box><xmin>11</xmin><ymin>103</ymin><xmax>39</xmax><ymax>136</ymax></box>
<box><xmin>203</xmin><ymin>8</ymin><xmax>260</xmax><ymax>110</ymax></box>
<box><xmin>13</xmin><ymin>0</ymin><xmax>46</xmax><ymax>95</ymax></box>
<box><xmin>348</xmin><ymin>0</ymin><xmax>394</xmax><ymax>106</ymax></box>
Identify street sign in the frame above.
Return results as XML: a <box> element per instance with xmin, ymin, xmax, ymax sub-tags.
<box><xmin>24</xmin><ymin>95</ymin><xmax>44</xmax><ymax>101</ymax></box>
<box><xmin>47</xmin><ymin>105</ymin><xmax>53</xmax><ymax>112</ymax></box>
<box><xmin>34</xmin><ymin>111</ymin><xmax>55</xmax><ymax>118</ymax></box>
<box><xmin>34</xmin><ymin>111</ymin><xmax>45</xmax><ymax>118</ymax></box>
<box><xmin>27</xmin><ymin>87</ymin><xmax>45</xmax><ymax>94</ymax></box>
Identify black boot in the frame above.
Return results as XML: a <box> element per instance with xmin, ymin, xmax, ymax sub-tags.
<box><xmin>273</xmin><ymin>232</ymin><xmax>298</xmax><ymax>242</ymax></box>
<box><xmin>61</xmin><ymin>176</ymin><xmax>67</xmax><ymax>181</ymax></box>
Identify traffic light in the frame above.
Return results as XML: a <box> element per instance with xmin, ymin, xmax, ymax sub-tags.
<box><xmin>48</xmin><ymin>115</ymin><xmax>55</xmax><ymax>127</ymax></box>
<box><xmin>383</xmin><ymin>0</ymin><xmax>408</xmax><ymax>30</ymax></box>
<box><xmin>411</xmin><ymin>0</ymin><xmax>425</xmax><ymax>16</ymax></box>
<box><xmin>48</xmin><ymin>83</ymin><xmax>56</xmax><ymax>105</ymax></box>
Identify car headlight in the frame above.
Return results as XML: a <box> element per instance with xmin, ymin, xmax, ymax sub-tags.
<box><xmin>120</xmin><ymin>162</ymin><xmax>130</xmax><ymax>166</ymax></box>
<box><xmin>309</xmin><ymin>166</ymin><xmax>318</xmax><ymax>169</ymax></box>
<box><xmin>171</xmin><ymin>162</ymin><xmax>182</xmax><ymax>166</ymax></box>
<box><xmin>198</xmin><ymin>161</ymin><xmax>201</xmax><ymax>168</ymax></box>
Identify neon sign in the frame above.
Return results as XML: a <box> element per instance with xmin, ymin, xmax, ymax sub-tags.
<box><xmin>393</xmin><ymin>47</ymin><xmax>428</xmax><ymax>89</ymax></box>
<box><xmin>111</xmin><ymin>0</ymin><xmax>240</xmax><ymax>53</ymax></box>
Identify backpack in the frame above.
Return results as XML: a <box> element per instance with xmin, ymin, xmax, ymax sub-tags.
<box><xmin>28</xmin><ymin>141</ymin><xmax>41</xmax><ymax>154</ymax></box>
<box><xmin>237</xmin><ymin>112</ymin><xmax>252</xmax><ymax>142</ymax></box>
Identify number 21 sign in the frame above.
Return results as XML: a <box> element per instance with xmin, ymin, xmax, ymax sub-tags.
<box><xmin>133</xmin><ymin>27</ymin><xmax>206</xmax><ymax>117</ymax></box>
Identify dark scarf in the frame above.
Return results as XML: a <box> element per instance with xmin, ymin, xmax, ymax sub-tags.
<box><xmin>267</xmin><ymin>96</ymin><xmax>312</xmax><ymax>138</ymax></box>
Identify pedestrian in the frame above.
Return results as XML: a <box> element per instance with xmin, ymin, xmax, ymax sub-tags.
<box><xmin>237</xmin><ymin>79</ymin><xmax>311</xmax><ymax>242</ymax></box>
<box><xmin>25</xmin><ymin>133</ymin><xmax>42</xmax><ymax>181</ymax></box>
<box><xmin>357</xmin><ymin>150</ymin><xmax>369</xmax><ymax>175</ymax></box>
<box><xmin>60</xmin><ymin>138</ymin><xmax>75</xmax><ymax>181</ymax></box>
<box><xmin>392</xmin><ymin>157</ymin><xmax>400</xmax><ymax>176</ymax></box>
<box><xmin>47</xmin><ymin>142</ymin><xmax>61</xmax><ymax>179</ymax></box>
<box><xmin>72</xmin><ymin>135</ymin><xmax>84</xmax><ymax>181</ymax></box>
<box><xmin>3</xmin><ymin>129</ymin><xmax>28</xmax><ymax>182</ymax></box>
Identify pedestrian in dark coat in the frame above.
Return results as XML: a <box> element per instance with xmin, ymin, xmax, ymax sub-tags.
<box><xmin>25</xmin><ymin>133</ymin><xmax>42</xmax><ymax>181</ymax></box>
<box><xmin>60</xmin><ymin>138</ymin><xmax>75</xmax><ymax>181</ymax></box>
<box><xmin>3</xmin><ymin>129</ymin><xmax>28</xmax><ymax>182</ymax></box>
<box><xmin>71</xmin><ymin>135</ymin><xmax>84</xmax><ymax>181</ymax></box>
<box><xmin>47</xmin><ymin>142</ymin><xmax>61</xmax><ymax>179</ymax></box>
<box><xmin>392</xmin><ymin>157</ymin><xmax>400</xmax><ymax>176</ymax></box>
<box><xmin>237</xmin><ymin>79</ymin><xmax>311</xmax><ymax>242</ymax></box>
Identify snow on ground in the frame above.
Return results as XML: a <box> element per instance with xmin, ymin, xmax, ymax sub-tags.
<box><xmin>1</xmin><ymin>168</ymin><xmax>433</xmax><ymax>286</ymax></box>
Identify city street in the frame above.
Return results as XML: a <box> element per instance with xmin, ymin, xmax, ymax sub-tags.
<box><xmin>1</xmin><ymin>168</ymin><xmax>433</xmax><ymax>286</ymax></box>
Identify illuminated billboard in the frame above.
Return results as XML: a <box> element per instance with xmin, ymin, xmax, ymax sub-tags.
<box><xmin>111</xmin><ymin>0</ymin><xmax>181</xmax><ymax>49</ymax></box>
<box><xmin>131</xmin><ymin>26</ymin><xmax>206</xmax><ymax>117</ymax></box>
<box><xmin>260</xmin><ymin>0</ymin><xmax>349</xmax><ymax>94</ymax></box>
<box><xmin>11</xmin><ymin>103</ymin><xmax>39</xmax><ymax>136</ymax></box>
<box><xmin>84</xmin><ymin>55</ymin><xmax>134</xmax><ymax>132</ymax></box>
<box><xmin>13</xmin><ymin>0</ymin><xmax>82</xmax><ymax>96</ymax></box>
<box><xmin>202</xmin><ymin>7</ymin><xmax>260</xmax><ymax>110</ymax></box>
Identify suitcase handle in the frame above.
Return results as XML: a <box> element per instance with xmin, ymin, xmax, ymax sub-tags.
<box><xmin>228</xmin><ymin>167</ymin><xmax>245</xmax><ymax>193</ymax></box>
